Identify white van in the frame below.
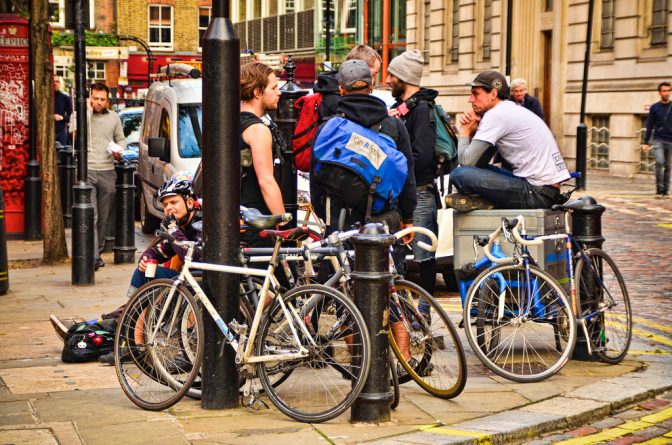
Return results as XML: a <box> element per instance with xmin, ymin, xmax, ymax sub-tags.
<box><xmin>137</xmin><ymin>66</ymin><xmax>203</xmax><ymax>233</ymax></box>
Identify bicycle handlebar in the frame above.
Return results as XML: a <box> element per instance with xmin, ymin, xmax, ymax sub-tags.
<box><xmin>393</xmin><ymin>226</ymin><xmax>438</xmax><ymax>252</ymax></box>
<box><xmin>508</xmin><ymin>215</ymin><xmax>568</xmax><ymax>246</ymax></box>
<box><xmin>481</xmin><ymin>227</ymin><xmax>515</xmax><ymax>264</ymax></box>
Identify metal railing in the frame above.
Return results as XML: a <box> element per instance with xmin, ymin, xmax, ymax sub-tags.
<box><xmin>588</xmin><ymin>125</ymin><xmax>610</xmax><ymax>170</ymax></box>
<box><xmin>636</xmin><ymin>127</ymin><xmax>655</xmax><ymax>174</ymax></box>
<box><xmin>234</xmin><ymin>10</ymin><xmax>315</xmax><ymax>54</ymax></box>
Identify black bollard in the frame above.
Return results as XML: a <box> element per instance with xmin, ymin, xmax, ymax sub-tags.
<box><xmin>71</xmin><ymin>0</ymin><xmax>95</xmax><ymax>285</ymax></box>
<box><xmin>0</xmin><ymin>188</ymin><xmax>9</xmax><ymax>295</ymax></box>
<box><xmin>58</xmin><ymin>145</ymin><xmax>75</xmax><ymax>228</ymax></box>
<box><xmin>200</xmin><ymin>0</ymin><xmax>241</xmax><ymax>410</ymax></box>
<box><xmin>350</xmin><ymin>223</ymin><xmax>395</xmax><ymax>423</ymax></box>
<box><xmin>113</xmin><ymin>161</ymin><xmax>136</xmax><ymax>264</ymax></box>
<box><xmin>24</xmin><ymin>14</ymin><xmax>41</xmax><ymax>241</ymax></box>
<box><xmin>575</xmin><ymin>124</ymin><xmax>587</xmax><ymax>190</ymax></box>
<box><xmin>571</xmin><ymin>195</ymin><xmax>606</xmax><ymax>360</ymax></box>
<box><xmin>276</xmin><ymin>56</ymin><xmax>307</xmax><ymax>229</ymax></box>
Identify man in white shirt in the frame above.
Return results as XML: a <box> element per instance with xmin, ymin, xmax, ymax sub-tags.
<box><xmin>446</xmin><ymin>70</ymin><xmax>570</xmax><ymax>212</ymax></box>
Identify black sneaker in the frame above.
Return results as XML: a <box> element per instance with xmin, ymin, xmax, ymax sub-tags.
<box><xmin>98</xmin><ymin>347</ymin><xmax>131</xmax><ymax>365</ymax></box>
<box><xmin>445</xmin><ymin>193</ymin><xmax>494</xmax><ymax>213</ymax></box>
<box><xmin>396</xmin><ymin>357</ymin><xmax>419</xmax><ymax>379</ymax></box>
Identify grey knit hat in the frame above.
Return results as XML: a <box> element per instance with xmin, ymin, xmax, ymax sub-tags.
<box><xmin>388</xmin><ymin>50</ymin><xmax>424</xmax><ymax>86</ymax></box>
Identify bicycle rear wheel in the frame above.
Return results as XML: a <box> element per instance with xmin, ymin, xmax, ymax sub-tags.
<box><xmin>115</xmin><ymin>279</ymin><xmax>204</xmax><ymax>411</ymax></box>
<box><xmin>388</xmin><ymin>280</ymin><xmax>467</xmax><ymax>399</ymax></box>
<box><xmin>575</xmin><ymin>248</ymin><xmax>631</xmax><ymax>364</ymax></box>
<box><xmin>255</xmin><ymin>284</ymin><xmax>371</xmax><ymax>423</ymax></box>
<box><xmin>463</xmin><ymin>264</ymin><xmax>576</xmax><ymax>383</ymax></box>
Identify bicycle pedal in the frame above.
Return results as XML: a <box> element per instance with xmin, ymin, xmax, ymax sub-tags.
<box><xmin>245</xmin><ymin>393</ymin><xmax>270</xmax><ymax>410</ymax></box>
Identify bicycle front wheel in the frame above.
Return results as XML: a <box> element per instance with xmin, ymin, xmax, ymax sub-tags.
<box><xmin>575</xmin><ymin>248</ymin><xmax>631</xmax><ymax>364</ymax></box>
<box><xmin>255</xmin><ymin>284</ymin><xmax>371</xmax><ymax>423</ymax></box>
<box><xmin>388</xmin><ymin>280</ymin><xmax>467</xmax><ymax>399</ymax></box>
<box><xmin>115</xmin><ymin>279</ymin><xmax>204</xmax><ymax>411</ymax></box>
<box><xmin>463</xmin><ymin>265</ymin><xmax>577</xmax><ymax>383</ymax></box>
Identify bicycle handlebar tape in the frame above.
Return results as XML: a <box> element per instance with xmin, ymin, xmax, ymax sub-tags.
<box><xmin>113</xmin><ymin>161</ymin><xmax>137</xmax><ymax>264</ymax></box>
<box><xmin>350</xmin><ymin>223</ymin><xmax>396</xmax><ymax>423</ymax></box>
<box><xmin>0</xmin><ymin>188</ymin><xmax>9</xmax><ymax>294</ymax></box>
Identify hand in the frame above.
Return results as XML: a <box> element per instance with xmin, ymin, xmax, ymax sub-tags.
<box><xmin>642</xmin><ymin>144</ymin><xmax>650</xmax><ymax>152</ymax></box>
<box><xmin>54</xmin><ymin>114</ymin><xmax>63</xmax><ymax>121</ymax></box>
<box><xmin>161</xmin><ymin>214</ymin><xmax>179</xmax><ymax>234</ymax></box>
<box><xmin>388</xmin><ymin>108</ymin><xmax>400</xmax><ymax>118</ymax></box>
<box><xmin>112</xmin><ymin>151</ymin><xmax>122</xmax><ymax>161</ymax></box>
<box><xmin>138</xmin><ymin>255</ymin><xmax>148</xmax><ymax>272</ymax></box>
<box><xmin>458</xmin><ymin>109</ymin><xmax>480</xmax><ymax>138</ymax></box>
<box><xmin>400</xmin><ymin>221</ymin><xmax>414</xmax><ymax>245</ymax></box>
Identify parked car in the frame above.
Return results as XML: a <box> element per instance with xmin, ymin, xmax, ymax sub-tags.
<box><xmin>137</xmin><ymin>65</ymin><xmax>202</xmax><ymax>233</ymax></box>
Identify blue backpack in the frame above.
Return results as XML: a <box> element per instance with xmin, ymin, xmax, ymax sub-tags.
<box><xmin>313</xmin><ymin>116</ymin><xmax>408</xmax><ymax>215</ymax></box>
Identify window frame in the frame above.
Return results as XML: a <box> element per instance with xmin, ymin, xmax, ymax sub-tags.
<box><xmin>148</xmin><ymin>4</ymin><xmax>174</xmax><ymax>51</ymax></box>
<box><xmin>198</xmin><ymin>6</ymin><xmax>212</xmax><ymax>52</ymax></box>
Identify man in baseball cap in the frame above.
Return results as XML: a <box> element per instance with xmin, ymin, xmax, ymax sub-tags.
<box><xmin>338</xmin><ymin>59</ymin><xmax>372</xmax><ymax>92</ymax></box>
<box><xmin>445</xmin><ymin>70</ymin><xmax>570</xmax><ymax>212</ymax></box>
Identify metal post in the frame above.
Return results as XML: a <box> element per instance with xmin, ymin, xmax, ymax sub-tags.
<box><xmin>0</xmin><ymin>188</ymin><xmax>9</xmax><ymax>295</ymax></box>
<box><xmin>201</xmin><ymin>0</ymin><xmax>240</xmax><ymax>409</ymax></box>
<box><xmin>25</xmin><ymin>14</ymin><xmax>41</xmax><ymax>240</ymax></box>
<box><xmin>117</xmin><ymin>35</ymin><xmax>154</xmax><ymax>87</ymax></box>
<box><xmin>350</xmin><ymin>223</ymin><xmax>395</xmax><ymax>423</ymax></box>
<box><xmin>57</xmin><ymin>144</ymin><xmax>75</xmax><ymax>228</ymax></box>
<box><xmin>576</xmin><ymin>0</ymin><xmax>594</xmax><ymax>190</ymax></box>
<box><xmin>72</xmin><ymin>0</ymin><xmax>95</xmax><ymax>285</ymax></box>
<box><xmin>571</xmin><ymin>195</ymin><xmax>605</xmax><ymax>361</ymax></box>
<box><xmin>276</xmin><ymin>56</ymin><xmax>307</xmax><ymax>229</ymax></box>
<box><xmin>113</xmin><ymin>161</ymin><xmax>136</xmax><ymax>264</ymax></box>
<box><xmin>505</xmin><ymin>0</ymin><xmax>513</xmax><ymax>77</ymax></box>
<box><xmin>325</xmin><ymin>0</ymin><xmax>331</xmax><ymax>63</ymax></box>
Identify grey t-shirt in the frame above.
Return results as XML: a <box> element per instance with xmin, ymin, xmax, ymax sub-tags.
<box><xmin>469</xmin><ymin>101</ymin><xmax>569</xmax><ymax>187</ymax></box>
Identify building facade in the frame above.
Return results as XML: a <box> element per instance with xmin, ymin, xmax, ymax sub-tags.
<box><xmin>407</xmin><ymin>0</ymin><xmax>670</xmax><ymax>178</ymax></box>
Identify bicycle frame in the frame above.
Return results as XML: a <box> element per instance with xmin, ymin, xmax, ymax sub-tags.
<box><xmin>145</xmin><ymin>238</ymin><xmax>316</xmax><ymax>369</ymax></box>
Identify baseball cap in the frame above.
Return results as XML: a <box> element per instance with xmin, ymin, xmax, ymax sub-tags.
<box><xmin>466</xmin><ymin>70</ymin><xmax>509</xmax><ymax>94</ymax></box>
<box><xmin>339</xmin><ymin>59</ymin><xmax>371</xmax><ymax>91</ymax></box>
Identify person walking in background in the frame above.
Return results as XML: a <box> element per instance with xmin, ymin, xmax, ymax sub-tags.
<box><xmin>643</xmin><ymin>81</ymin><xmax>672</xmax><ymax>199</ymax></box>
<box><xmin>509</xmin><ymin>78</ymin><xmax>545</xmax><ymax>121</ymax></box>
<box><xmin>386</xmin><ymin>49</ymin><xmax>439</xmax><ymax>298</ymax></box>
<box><xmin>53</xmin><ymin>76</ymin><xmax>72</xmax><ymax>147</ymax></box>
<box><xmin>87</xmin><ymin>82</ymin><xmax>126</xmax><ymax>270</ymax></box>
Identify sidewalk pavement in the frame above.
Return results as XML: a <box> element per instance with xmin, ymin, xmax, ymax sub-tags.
<box><xmin>0</xmin><ymin>173</ymin><xmax>670</xmax><ymax>445</ymax></box>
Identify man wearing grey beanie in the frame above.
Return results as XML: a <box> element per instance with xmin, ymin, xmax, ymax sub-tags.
<box><xmin>387</xmin><ymin>49</ymin><xmax>441</xmax><ymax>300</ymax></box>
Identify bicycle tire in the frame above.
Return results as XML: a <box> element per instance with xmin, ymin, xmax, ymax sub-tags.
<box><xmin>389</xmin><ymin>347</ymin><xmax>400</xmax><ymax>410</ymax></box>
<box><xmin>388</xmin><ymin>280</ymin><xmax>467</xmax><ymax>399</ymax></box>
<box><xmin>255</xmin><ymin>284</ymin><xmax>371</xmax><ymax>423</ymax></box>
<box><xmin>575</xmin><ymin>248</ymin><xmax>632</xmax><ymax>364</ymax></box>
<box><xmin>115</xmin><ymin>279</ymin><xmax>204</xmax><ymax>411</ymax></box>
<box><xmin>463</xmin><ymin>264</ymin><xmax>577</xmax><ymax>383</ymax></box>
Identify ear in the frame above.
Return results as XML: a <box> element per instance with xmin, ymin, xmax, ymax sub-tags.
<box><xmin>253</xmin><ymin>87</ymin><xmax>263</xmax><ymax>99</ymax></box>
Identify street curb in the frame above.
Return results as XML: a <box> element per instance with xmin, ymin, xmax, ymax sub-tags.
<box><xmin>366</xmin><ymin>364</ymin><xmax>672</xmax><ymax>444</ymax></box>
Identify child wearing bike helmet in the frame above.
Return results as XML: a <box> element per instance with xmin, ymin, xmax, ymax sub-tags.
<box><xmin>50</xmin><ymin>175</ymin><xmax>202</xmax><ymax>351</ymax></box>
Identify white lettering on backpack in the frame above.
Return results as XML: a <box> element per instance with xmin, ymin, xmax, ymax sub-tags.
<box><xmin>345</xmin><ymin>132</ymin><xmax>387</xmax><ymax>169</ymax></box>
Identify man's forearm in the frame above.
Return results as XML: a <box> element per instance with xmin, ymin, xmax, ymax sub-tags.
<box><xmin>458</xmin><ymin>137</ymin><xmax>493</xmax><ymax>166</ymax></box>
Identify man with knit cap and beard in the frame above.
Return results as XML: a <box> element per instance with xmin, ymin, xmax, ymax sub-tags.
<box><xmin>387</xmin><ymin>49</ymin><xmax>440</xmax><ymax>299</ymax></box>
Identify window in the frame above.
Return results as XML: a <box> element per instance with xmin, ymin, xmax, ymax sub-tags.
<box><xmin>482</xmin><ymin>0</ymin><xmax>493</xmax><ymax>60</ymax></box>
<box><xmin>600</xmin><ymin>0</ymin><xmax>614</xmax><ymax>50</ymax></box>
<box><xmin>87</xmin><ymin>61</ymin><xmax>106</xmax><ymax>83</ymax></box>
<box><xmin>341</xmin><ymin>0</ymin><xmax>357</xmax><ymax>34</ymax></box>
<box><xmin>638</xmin><ymin>116</ymin><xmax>654</xmax><ymax>173</ymax></box>
<box><xmin>589</xmin><ymin>115</ymin><xmax>610</xmax><ymax>170</ymax></box>
<box><xmin>423</xmin><ymin>0</ymin><xmax>431</xmax><ymax>63</ymax></box>
<box><xmin>198</xmin><ymin>7</ymin><xmax>211</xmax><ymax>51</ymax></box>
<box><xmin>451</xmin><ymin>0</ymin><xmax>460</xmax><ymax>64</ymax></box>
<box><xmin>178</xmin><ymin>104</ymin><xmax>203</xmax><ymax>159</ymax></box>
<box><xmin>149</xmin><ymin>5</ymin><xmax>173</xmax><ymax>50</ymax></box>
<box><xmin>651</xmin><ymin>0</ymin><xmax>668</xmax><ymax>47</ymax></box>
<box><xmin>54</xmin><ymin>64</ymin><xmax>74</xmax><ymax>89</ymax></box>
<box><xmin>48</xmin><ymin>0</ymin><xmax>62</xmax><ymax>26</ymax></box>
<box><xmin>285</xmin><ymin>0</ymin><xmax>296</xmax><ymax>14</ymax></box>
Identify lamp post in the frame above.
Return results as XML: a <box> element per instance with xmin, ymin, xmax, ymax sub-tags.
<box><xmin>576</xmin><ymin>0</ymin><xmax>595</xmax><ymax>190</ymax></box>
<box><xmin>24</xmin><ymin>13</ymin><xmax>41</xmax><ymax>240</ymax></box>
<box><xmin>71</xmin><ymin>0</ymin><xmax>95</xmax><ymax>285</ymax></box>
<box><xmin>117</xmin><ymin>35</ymin><xmax>154</xmax><ymax>87</ymax></box>
<box><xmin>200</xmin><ymin>0</ymin><xmax>240</xmax><ymax>409</ymax></box>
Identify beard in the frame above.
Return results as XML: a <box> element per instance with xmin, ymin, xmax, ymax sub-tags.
<box><xmin>391</xmin><ymin>82</ymin><xmax>405</xmax><ymax>100</ymax></box>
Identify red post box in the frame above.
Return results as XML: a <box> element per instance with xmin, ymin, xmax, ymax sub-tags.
<box><xmin>0</xmin><ymin>15</ymin><xmax>30</xmax><ymax>236</ymax></box>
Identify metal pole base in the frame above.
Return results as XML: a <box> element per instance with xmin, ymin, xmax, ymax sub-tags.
<box><xmin>24</xmin><ymin>160</ymin><xmax>42</xmax><ymax>240</ymax></box>
<box><xmin>113</xmin><ymin>162</ymin><xmax>136</xmax><ymax>264</ymax></box>
<box><xmin>72</xmin><ymin>183</ymin><xmax>95</xmax><ymax>285</ymax></box>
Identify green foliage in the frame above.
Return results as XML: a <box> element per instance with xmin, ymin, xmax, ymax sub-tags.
<box><xmin>52</xmin><ymin>31</ymin><xmax>119</xmax><ymax>47</ymax></box>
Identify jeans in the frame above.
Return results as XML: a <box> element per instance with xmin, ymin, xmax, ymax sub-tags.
<box><xmin>653</xmin><ymin>139</ymin><xmax>672</xmax><ymax>195</ymax></box>
<box><xmin>411</xmin><ymin>189</ymin><xmax>438</xmax><ymax>262</ymax></box>
<box><xmin>88</xmin><ymin>169</ymin><xmax>117</xmax><ymax>259</ymax></box>
<box><xmin>450</xmin><ymin>166</ymin><xmax>562</xmax><ymax>209</ymax></box>
<box><xmin>128</xmin><ymin>266</ymin><xmax>179</xmax><ymax>296</ymax></box>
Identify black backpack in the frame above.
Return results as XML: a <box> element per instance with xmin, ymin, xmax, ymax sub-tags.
<box><xmin>61</xmin><ymin>319</ymin><xmax>117</xmax><ymax>363</ymax></box>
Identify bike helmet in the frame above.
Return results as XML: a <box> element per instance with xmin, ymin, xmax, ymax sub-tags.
<box><xmin>157</xmin><ymin>174</ymin><xmax>196</xmax><ymax>201</ymax></box>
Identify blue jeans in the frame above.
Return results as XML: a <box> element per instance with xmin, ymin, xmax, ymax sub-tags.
<box><xmin>128</xmin><ymin>266</ymin><xmax>179</xmax><ymax>295</ymax></box>
<box><xmin>653</xmin><ymin>140</ymin><xmax>672</xmax><ymax>195</ymax></box>
<box><xmin>411</xmin><ymin>189</ymin><xmax>438</xmax><ymax>262</ymax></box>
<box><xmin>450</xmin><ymin>166</ymin><xmax>562</xmax><ymax>209</ymax></box>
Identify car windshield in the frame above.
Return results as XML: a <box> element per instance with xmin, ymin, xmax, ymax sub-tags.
<box><xmin>121</xmin><ymin>112</ymin><xmax>142</xmax><ymax>144</ymax></box>
<box><xmin>178</xmin><ymin>104</ymin><xmax>202</xmax><ymax>158</ymax></box>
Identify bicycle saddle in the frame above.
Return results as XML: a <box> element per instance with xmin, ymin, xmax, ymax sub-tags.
<box><xmin>240</xmin><ymin>207</ymin><xmax>293</xmax><ymax>229</ymax></box>
<box><xmin>552</xmin><ymin>197</ymin><xmax>589</xmax><ymax>211</ymax></box>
